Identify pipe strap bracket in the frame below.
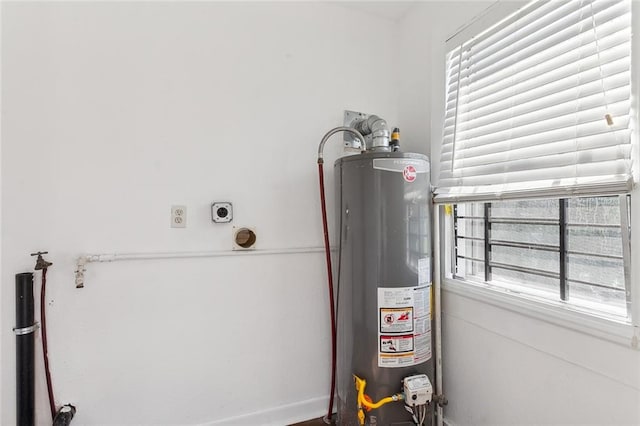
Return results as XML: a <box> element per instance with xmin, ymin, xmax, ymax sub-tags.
<box><xmin>13</xmin><ymin>323</ymin><xmax>40</xmax><ymax>335</ymax></box>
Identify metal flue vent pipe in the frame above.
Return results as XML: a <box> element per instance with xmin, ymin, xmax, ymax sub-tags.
<box><xmin>352</xmin><ymin>115</ymin><xmax>391</xmax><ymax>151</ymax></box>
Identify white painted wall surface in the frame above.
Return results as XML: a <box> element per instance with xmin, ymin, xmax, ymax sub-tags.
<box><xmin>442</xmin><ymin>291</ymin><xmax>640</xmax><ymax>425</ymax></box>
<box><xmin>398</xmin><ymin>2</ymin><xmax>640</xmax><ymax>425</ymax></box>
<box><xmin>1</xmin><ymin>3</ymin><xmax>398</xmax><ymax>424</ymax></box>
<box><xmin>4</xmin><ymin>1</ymin><xmax>640</xmax><ymax>425</ymax></box>
<box><xmin>396</xmin><ymin>4</ymin><xmax>432</xmax><ymax>157</ymax></box>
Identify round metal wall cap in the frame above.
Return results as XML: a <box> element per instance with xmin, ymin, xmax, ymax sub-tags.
<box><xmin>232</xmin><ymin>226</ymin><xmax>257</xmax><ymax>250</ymax></box>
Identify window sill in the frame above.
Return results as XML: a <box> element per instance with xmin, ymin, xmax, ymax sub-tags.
<box><xmin>442</xmin><ymin>277</ymin><xmax>639</xmax><ymax>349</ymax></box>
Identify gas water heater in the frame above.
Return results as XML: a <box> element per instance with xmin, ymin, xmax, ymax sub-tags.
<box><xmin>318</xmin><ymin>112</ymin><xmax>435</xmax><ymax>426</ymax></box>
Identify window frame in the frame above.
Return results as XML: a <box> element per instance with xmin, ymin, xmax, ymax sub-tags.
<box><xmin>450</xmin><ymin>195</ymin><xmax>631</xmax><ymax>320</ymax></box>
<box><xmin>431</xmin><ymin>0</ymin><xmax>640</xmax><ymax>346</ymax></box>
<box><xmin>435</xmin><ymin>204</ymin><xmax>636</xmax><ymax>347</ymax></box>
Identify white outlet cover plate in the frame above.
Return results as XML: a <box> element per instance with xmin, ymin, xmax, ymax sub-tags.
<box><xmin>171</xmin><ymin>205</ymin><xmax>187</xmax><ymax>228</ymax></box>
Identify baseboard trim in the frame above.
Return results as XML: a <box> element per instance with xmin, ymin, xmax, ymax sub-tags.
<box><xmin>443</xmin><ymin>417</ymin><xmax>457</xmax><ymax>426</ymax></box>
<box><xmin>201</xmin><ymin>396</ymin><xmax>329</xmax><ymax>426</ymax></box>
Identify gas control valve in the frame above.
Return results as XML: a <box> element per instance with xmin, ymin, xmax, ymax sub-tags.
<box><xmin>403</xmin><ymin>374</ymin><xmax>433</xmax><ymax>407</ymax></box>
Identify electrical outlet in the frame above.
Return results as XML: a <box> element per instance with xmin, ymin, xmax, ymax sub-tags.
<box><xmin>212</xmin><ymin>202</ymin><xmax>233</xmax><ymax>223</ymax></box>
<box><xmin>171</xmin><ymin>205</ymin><xmax>187</xmax><ymax>228</ymax></box>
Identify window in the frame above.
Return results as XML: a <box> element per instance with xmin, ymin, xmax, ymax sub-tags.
<box><xmin>436</xmin><ymin>0</ymin><xmax>635</xmax><ymax>321</ymax></box>
<box><xmin>452</xmin><ymin>195</ymin><xmax>630</xmax><ymax>319</ymax></box>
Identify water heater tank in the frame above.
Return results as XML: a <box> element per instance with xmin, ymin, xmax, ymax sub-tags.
<box><xmin>335</xmin><ymin>152</ymin><xmax>433</xmax><ymax>425</ymax></box>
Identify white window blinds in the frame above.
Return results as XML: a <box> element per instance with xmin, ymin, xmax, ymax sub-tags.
<box><xmin>435</xmin><ymin>0</ymin><xmax>633</xmax><ymax>203</ymax></box>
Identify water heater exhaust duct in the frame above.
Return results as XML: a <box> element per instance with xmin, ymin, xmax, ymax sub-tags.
<box><xmin>342</xmin><ymin>110</ymin><xmax>391</xmax><ymax>152</ymax></box>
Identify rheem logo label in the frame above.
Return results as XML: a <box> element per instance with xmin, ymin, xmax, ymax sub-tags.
<box><xmin>403</xmin><ymin>165</ymin><xmax>417</xmax><ymax>183</ymax></box>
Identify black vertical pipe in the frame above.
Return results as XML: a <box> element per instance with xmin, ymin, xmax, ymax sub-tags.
<box><xmin>15</xmin><ymin>272</ymin><xmax>35</xmax><ymax>426</ymax></box>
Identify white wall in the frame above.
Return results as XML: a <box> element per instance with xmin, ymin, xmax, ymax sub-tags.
<box><xmin>396</xmin><ymin>3</ymin><xmax>432</xmax><ymax>157</ymax></box>
<box><xmin>0</xmin><ymin>3</ymin><xmax>398</xmax><ymax>424</ymax></box>
<box><xmin>397</xmin><ymin>2</ymin><xmax>640</xmax><ymax>425</ymax></box>
<box><xmin>4</xmin><ymin>2</ymin><xmax>640</xmax><ymax>425</ymax></box>
<box><xmin>442</xmin><ymin>291</ymin><xmax>640</xmax><ymax>425</ymax></box>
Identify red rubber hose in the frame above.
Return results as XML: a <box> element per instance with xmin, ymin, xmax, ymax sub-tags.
<box><xmin>40</xmin><ymin>268</ymin><xmax>57</xmax><ymax>419</ymax></box>
<box><xmin>318</xmin><ymin>160</ymin><xmax>337</xmax><ymax>423</ymax></box>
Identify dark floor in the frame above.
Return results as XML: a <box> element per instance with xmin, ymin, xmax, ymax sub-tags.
<box><xmin>290</xmin><ymin>417</ymin><xmax>335</xmax><ymax>426</ymax></box>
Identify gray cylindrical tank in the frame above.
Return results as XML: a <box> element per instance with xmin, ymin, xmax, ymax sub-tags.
<box><xmin>335</xmin><ymin>152</ymin><xmax>433</xmax><ymax>426</ymax></box>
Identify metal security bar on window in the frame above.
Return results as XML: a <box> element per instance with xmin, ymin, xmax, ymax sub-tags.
<box><xmin>453</xmin><ymin>196</ymin><xmax>630</xmax><ymax>318</ymax></box>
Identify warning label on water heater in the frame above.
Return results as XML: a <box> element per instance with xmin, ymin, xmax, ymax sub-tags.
<box><xmin>377</xmin><ymin>286</ymin><xmax>432</xmax><ymax>368</ymax></box>
<box><xmin>380</xmin><ymin>308</ymin><xmax>413</xmax><ymax>333</ymax></box>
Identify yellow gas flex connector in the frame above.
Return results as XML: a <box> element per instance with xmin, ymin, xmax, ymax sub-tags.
<box><xmin>353</xmin><ymin>375</ymin><xmax>404</xmax><ymax>425</ymax></box>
